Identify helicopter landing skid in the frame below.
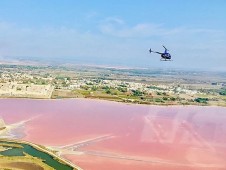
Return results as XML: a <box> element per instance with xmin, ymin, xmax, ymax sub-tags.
<box><xmin>160</xmin><ymin>59</ymin><xmax>172</xmax><ymax>61</ymax></box>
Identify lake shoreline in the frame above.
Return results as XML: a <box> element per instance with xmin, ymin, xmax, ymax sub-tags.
<box><xmin>0</xmin><ymin>138</ymin><xmax>82</xmax><ymax>170</ymax></box>
<box><xmin>0</xmin><ymin>96</ymin><xmax>225</xmax><ymax>107</ymax></box>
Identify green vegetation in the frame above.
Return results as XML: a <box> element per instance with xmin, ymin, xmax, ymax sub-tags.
<box><xmin>0</xmin><ymin>140</ymin><xmax>77</xmax><ymax>170</ymax></box>
<box><xmin>91</xmin><ymin>86</ymin><xmax>98</xmax><ymax>91</ymax></box>
<box><xmin>147</xmin><ymin>85</ymin><xmax>164</xmax><ymax>90</ymax></box>
<box><xmin>131</xmin><ymin>90</ymin><xmax>143</xmax><ymax>96</ymax></box>
<box><xmin>170</xmin><ymin>97</ymin><xmax>176</xmax><ymax>101</ymax></box>
<box><xmin>194</xmin><ymin>98</ymin><xmax>209</xmax><ymax>104</ymax></box>
<box><xmin>16</xmin><ymin>87</ymin><xmax>22</xmax><ymax>91</ymax></box>
<box><xmin>117</xmin><ymin>87</ymin><xmax>127</xmax><ymax>92</ymax></box>
<box><xmin>1</xmin><ymin>64</ymin><xmax>226</xmax><ymax>106</ymax></box>
<box><xmin>219</xmin><ymin>89</ymin><xmax>226</xmax><ymax>95</ymax></box>
<box><xmin>105</xmin><ymin>89</ymin><xmax>111</xmax><ymax>94</ymax></box>
<box><xmin>155</xmin><ymin>98</ymin><xmax>164</xmax><ymax>103</ymax></box>
<box><xmin>163</xmin><ymin>97</ymin><xmax>168</xmax><ymax>100</ymax></box>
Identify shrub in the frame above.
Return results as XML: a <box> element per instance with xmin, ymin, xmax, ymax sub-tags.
<box><xmin>194</xmin><ymin>98</ymin><xmax>208</xmax><ymax>103</ymax></box>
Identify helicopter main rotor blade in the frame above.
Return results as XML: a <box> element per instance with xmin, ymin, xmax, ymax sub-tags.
<box><xmin>162</xmin><ymin>45</ymin><xmax>169</xmax><ymax>51</ymax></box>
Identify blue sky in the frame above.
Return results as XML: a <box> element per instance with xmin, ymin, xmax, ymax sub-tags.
<box><xmin>0</xmin><ymin>0</ymin><xmax>225</xmax><ymax>70</ymax></box>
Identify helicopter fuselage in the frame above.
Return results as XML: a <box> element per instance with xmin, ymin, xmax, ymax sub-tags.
<box><xmin>161</xmin><ymin>53</ymin><xmax>171</xmax><ymax>60</ymax></box>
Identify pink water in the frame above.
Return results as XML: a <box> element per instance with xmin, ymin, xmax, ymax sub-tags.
<box><xmin>0</xmin><ymin>98</ymin><xmax>226</xmax><ymax>170</ymax></box>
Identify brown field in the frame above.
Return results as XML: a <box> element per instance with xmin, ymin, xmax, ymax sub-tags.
<box><xmin>0</xmin><ymin>156</ymin><xmax>53</xmax><ymax>170</ymax></box>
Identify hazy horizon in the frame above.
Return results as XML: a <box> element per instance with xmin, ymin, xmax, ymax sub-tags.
<box><xmin>1</xmin><ymin>55</ymin><xmax>226</xmax><ymax>73</ymax></box>
<box><xmin>0</xmin><ymin>0</ymin><xmax>225</xmax><ymax>71</ymax></box>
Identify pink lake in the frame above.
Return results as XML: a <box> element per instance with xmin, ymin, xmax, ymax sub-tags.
<box><xmin>0</xmin><ymin>98</ymin><xmax>226</xmax><ymax>170</ymax></box>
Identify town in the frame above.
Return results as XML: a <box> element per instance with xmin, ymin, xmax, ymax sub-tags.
<box><xmin>0</xmin><ymin>64</ymin><xmax>225</xmax><ymax>106</ymax></box>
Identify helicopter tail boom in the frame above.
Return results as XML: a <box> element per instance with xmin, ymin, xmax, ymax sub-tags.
<box><xmin>149</xmin><ymin>48</ymin><xmax>162</xmax><ymax>55</ymax></box>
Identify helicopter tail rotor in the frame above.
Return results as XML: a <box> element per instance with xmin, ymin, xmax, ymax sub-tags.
<box><xmin>149</xmin><ymin>48</ymin><xmax>152</xmax><ymax>53</ymax></box>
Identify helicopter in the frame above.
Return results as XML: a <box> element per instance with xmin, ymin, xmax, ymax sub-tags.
<box><xmin>149</xmin><ymin>45</ymin><xmax>172</xmax><ymax>61</ymax></box>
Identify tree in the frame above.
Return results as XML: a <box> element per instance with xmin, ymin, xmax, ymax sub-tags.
<box><xmin>91</xmin><ymin>86</ymin><xmax>98</xmax><ymax>91</ymax></box>
<box><xmin>194</xmin><ymin>98</ymin><xmax>208</xmax><ymax>103</ymax></box>
<box><xmin>219</xmin><ymin>90</ymin><xmax>226</xmax><ymax>95</ymax></box>
<box><xmin>132</xmin><ymin>90</ymin><xmax>143</xmax><ymax>96</ymax></box>
<box><xmin>105</xmin><ymin>89</ymin><xmax>111</xmax><ymax>94</ymax></box>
